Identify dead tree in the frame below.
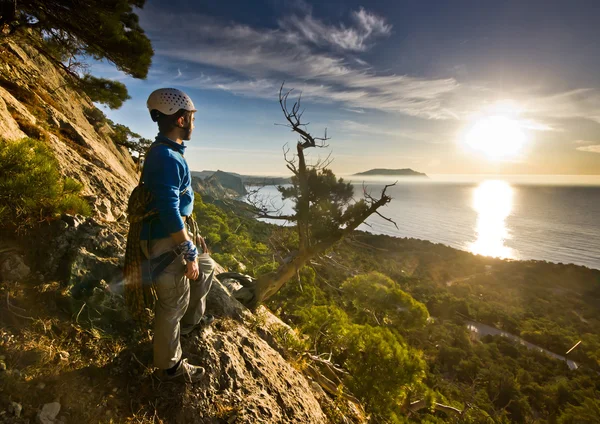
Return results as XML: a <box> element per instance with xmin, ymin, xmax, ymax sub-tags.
<box><xmin>237</xmin><ymin>83</ymin><xmax>397</xmax><ymax>308</ymax></box>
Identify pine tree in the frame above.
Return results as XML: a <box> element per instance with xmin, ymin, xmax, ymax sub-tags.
<box><xmin>239</xmin><ymin>84</ymin><xmax>397</xmax><ymax>307</ymax></box>
<box><xmin>3</xmin><ymin>0</ymin><xmax>153</xmax><ymax>79</ymax></box>
<box><xmin>79</xmin><ymin>75</ymin><xmax>131</xmax><ymax>110</ymax></box>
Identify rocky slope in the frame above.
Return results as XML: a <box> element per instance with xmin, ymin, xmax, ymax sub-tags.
<box><xmin>0</xmin><ymin>35</ymin><xmax>352</xmax><ymax>423</ymax></box>
<box><xmin>1</xmin><ymin>213</ymin><xmax>338</xmax><ymax>423</ymax></box>
<box><xmin>0</xmin><ymin>35</ymin><xmax>138</xmax><ymax>221</ymax></box>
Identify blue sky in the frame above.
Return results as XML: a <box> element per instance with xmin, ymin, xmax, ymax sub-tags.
<box><xmin>93</xmin><ymin>0</ymin><xmax>600</xmax><ymax>176</ymax></box>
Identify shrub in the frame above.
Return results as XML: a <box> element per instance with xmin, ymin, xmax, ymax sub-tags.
<box><xmin>0</xmin><ymin>137</ymin><xmax>90</xmax><ymax>231</ymax></box>
<box><xmin>58</xmin><ymin>194</ymin><xmax>91</xmax><ymax>216</ymax></box>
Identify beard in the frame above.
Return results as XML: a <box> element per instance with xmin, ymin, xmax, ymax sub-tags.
<box><xmin>181</xmin><ymin>126</ymin><xmax>193</xmax><ymax>141</ymax></box>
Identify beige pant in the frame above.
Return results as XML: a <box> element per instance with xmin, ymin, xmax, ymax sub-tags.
<box><xmin>142</xmin><ymin>237</ymin><xmax>215</xmax><ymax>369</ymax></box>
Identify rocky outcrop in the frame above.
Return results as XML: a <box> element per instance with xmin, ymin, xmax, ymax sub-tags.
<box><xmin>210</xmin><ymin>170</ymin><xmax>247</xmax><ymax>196</ymax></box>
<box><xmin>192</xmin><ymin>170</ymin><xmax>247</xmax><ymax>199</ymax></box>
<box><xmin>191</xmin><ymin>175</ymin><xmax>240</xmax><ymax>199</ymax></box>
<box><xmin>161</xmin><ymin>280</ymin><xmax>329</xmax><ymax>423</ymax></box>
<box><xmin>29</xmin><ymin>214</ymin><xmax>127</xmax><ymax>297</ymax></box>
<box><xmin>0</xmin><ymin>37</ymin><xmax>138</xmax><ymax>220</ymax></box>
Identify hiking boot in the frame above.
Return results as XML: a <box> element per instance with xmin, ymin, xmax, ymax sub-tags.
<box><xmin>181</xmin><ymin>315</ymin><xmax>215</xmax><ymax>336</ymax></box>
<box><xmin>156</xmin><ymin>359</ymin><xmax>205</xmax><ymax>383</ymax></box>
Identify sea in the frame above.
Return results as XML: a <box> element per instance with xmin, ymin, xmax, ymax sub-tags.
<box><xmin>249</xmin><ymin>175</ymin><xmax>600</xmax><ymax>270</ymax></box>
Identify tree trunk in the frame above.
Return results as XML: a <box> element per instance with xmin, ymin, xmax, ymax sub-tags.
<box><xmin>296</xmin><ymin>143</ymin><xmax>309</xmax><ymax>251</ymax></box>
<box><xmin>245</xmin><ymin>250</ymin><xmax>313</xmax><ymax>308</ymax></box>
<box><xmin>236</xmin><ymin>187</ymin><xmax>392</xmax><ymax>308</ymax></box>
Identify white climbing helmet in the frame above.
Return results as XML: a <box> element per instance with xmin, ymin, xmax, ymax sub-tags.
<box><xmin>147</xmin><ymin>88</ymin><xmax>196</xmax><ymax>119</ymax></box>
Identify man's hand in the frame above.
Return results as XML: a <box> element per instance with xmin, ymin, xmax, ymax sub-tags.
<box><xmin>185</xmin><ymin>260</ymin><xmax>199</xmax><ymax>280</ymax></box>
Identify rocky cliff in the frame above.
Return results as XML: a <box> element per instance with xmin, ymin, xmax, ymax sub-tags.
<box><xmin>192</xmin><ymin>170</ymin><xmax>247</xmax><ymax>199</ymax></box>
<box><xmin>0</xmin><ymin>36</ymin><xmax>138</xmax><ymax>221</ymax></box>
<box><xmin>0</xmin><ymin>36</ymin><xmax>354</xmax><ymax>423</ymax></box>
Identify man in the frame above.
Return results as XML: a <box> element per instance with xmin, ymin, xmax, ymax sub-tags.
<box><xmin>140</xmin><ymin>88</ymin><xmax>215</xmax><ymax>383</ymax></box>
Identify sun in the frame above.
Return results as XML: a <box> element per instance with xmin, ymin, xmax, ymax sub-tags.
<box><xmin>463</xmin><ymin>105</ymin><xmax>528</xmax><ymax>160</ymax></box>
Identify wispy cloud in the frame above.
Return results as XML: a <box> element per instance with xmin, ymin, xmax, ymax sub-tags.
<box><xmin>525</xmin><ymin>89</ymin><xmax>600</xmax><ymax>124</ymax></box>
<box><xmin>279</xmin><ymin>7</ymin><xmax>391</xmax><ymax>52</ymax></box>
<box><xmin>140</xmin><ymin>7</ymin><xmax>460</xmax><ymax>119</ymax></box>
<box><xmin>139</xmin><ymin>7</ymin><xmax>600</xmax><ymax>126</ymax></box>
<box><xmin>331</xmin><ymin>119</ymin><xmax>435</xmax><ymax>141</ymax></box>
<box><xmin>576</xmin><ymin>144</ymin><xmax>600</xmax><ymax>153</ymax></box>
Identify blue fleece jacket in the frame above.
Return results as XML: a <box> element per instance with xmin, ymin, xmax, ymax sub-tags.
<box><xmin>140</xmin><ymin>134</ymin><xmax>194</xmax><ymax>240</ymax></box>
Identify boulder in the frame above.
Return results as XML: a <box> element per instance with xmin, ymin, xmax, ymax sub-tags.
<box><xmin>37</xmin><ymin>402</ymin><xmax>61</xmax><ymax>424</ymax></box>
<box><xmin>0</xmin><ymin>252</ymin><xmax>30</xmax><ymax>282</ymax></box>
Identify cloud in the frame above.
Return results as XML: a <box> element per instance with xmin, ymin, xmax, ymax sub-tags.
<box><xmin>330</xmin><ymin>119</ymin><xmax>434</xmax><ymax>141</ymax></box>
<box><xmin>139</xmin><ymin>7</ymin><xmax>600</xmax><ymax>125</ymax></box>
<box><xmin>576</xmin><ymin>144</ymin><xmax>600</xmax><ymax>153</ymax></box>
<box><xmin>279</xmin><ymin>7</ymin><xmax>391</xmax><ymax>52</ymax></box>
<box><xmin>180</xmin><ymin>73</ymin><xmax>459</xmax><ymax>119</ymax></box>
<box><xmin>525</xmin><ymin>89</ymin><xmax>600</xmax><ymax>123</ymax></box>
<box><xmin>140</xmin><ymin>7</ymin><xmax>460</xmax><ymax>119</ymax></box>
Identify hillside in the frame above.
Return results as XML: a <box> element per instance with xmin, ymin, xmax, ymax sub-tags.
<box><xmin>0</xmin><ymin>40</ymin><xmax>138</xmax><ymax>221</ymax></box>
<box><xmin>0</xmin><ymin>35</ymin><xmax>347</xmax><ymax>423</ymax></box>
<box><xmin>193</xmin><ymin>170</ymin><xmax>292</xmax><ymax>188</ymax></box>
<box><xmin>353</xmin><ymin>168</ymin><xmax>427</xmax><ymax>177</ymax></box>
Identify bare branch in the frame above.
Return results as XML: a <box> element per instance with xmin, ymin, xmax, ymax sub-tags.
<box><xmin>374</xmin><ymin>210</ymin><xmax>399</xmax><ymax>229</ymax></box>
<box><xmin>308</xmin><ymin>150</ymin><xmax>334</xmax><ymax>170</ymax></box>
<box><xmin>279</xmin><ymin>82</ymin><xmax>330</xmax><ymax>150</ymax></box>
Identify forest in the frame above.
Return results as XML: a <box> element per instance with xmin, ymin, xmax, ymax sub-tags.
<box><xmin>194</xmin><ymin>192</ymin><xmax>600</xmax><ymax>423</ymax></box>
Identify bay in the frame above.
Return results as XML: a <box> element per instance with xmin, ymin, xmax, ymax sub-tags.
<box><xmin>249</xmin><ymin>177</ymin><xmax>600</xmax><ymax>270</ymax></box>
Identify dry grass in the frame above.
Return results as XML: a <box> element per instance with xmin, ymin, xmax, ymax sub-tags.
<box><xmin>10</xmin><ymin>111</ymin><xmax>49</xmax><ymax>142</ymax></box>
<box><xmin>0</xmin><ymin>280</ymin><xmax>162</xmax><ymax>423</ymax></box>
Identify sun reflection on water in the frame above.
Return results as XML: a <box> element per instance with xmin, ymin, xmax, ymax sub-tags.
<box><xmin>469</xmin><ymin>180</ymin><xmax>515</xmax><ymax>259</ymax></box>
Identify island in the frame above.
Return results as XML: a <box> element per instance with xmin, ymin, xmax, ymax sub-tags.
<box><xmin>353</xmin><ymin>168</ymin><xmax>428</xmax><ymax>177</ymax></box>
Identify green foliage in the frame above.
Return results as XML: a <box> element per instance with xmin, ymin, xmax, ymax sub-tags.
<box><xmin>20</xmin><ymin>0</ymin><xmax>153</xmax><ymax>79</ymax></box>
<box><xmin>83</xmin><ymin>107</ymin><xmax>108</xmax><ymax>130</ymax></box>
<box><xmin>0</xmin><ymin>138</ymin><xmax>90</xmax><ymax>230</ymax></box>
<box><xmin>211</xmin><ymin>253</ymin><xmax>244</xmax><ymax>273</ymax></box>
<box><xmin>343</xmin><ymin>325</ymin><xmax>426</xmax><ymax>422</ymax></box>
<box><xmin>109</xmin><ymin>122</ymin><xmax>140</xmax><ymax>147</ymax></box>
<box><xmin>58</xmin><ymin>193</ymin><xmax>91</xmax><ymax>216</ymax></box>
<box><xmin>295</xmin><ymin>303</ymin><xmax>427</xmax><ymax>422</ymax></box>
<box><xmin>558</xmin><ymin>397</ymin><xmax>600</xmax><ymax>423</ymax></box>
<box><xmin>193</xmin><ymin>195</ymin><xmax>271</xmax><ymax>273</ymax></box>
<box><xmin>79</xmin><ymin>75</ymin><xmax>131</xmax><ymax>109</ymax></box>
<box><xmin>279</xmin><ymin>168</ymin><xmax>357</xmax><ymax>242</ymax></box>
<box><xmin>62</xmin><ymin>177</ymin><xmax>84</xmax><ymax>194</ymax></box>
<box><xmin>341</xmin><ymin>271</ymin><xmax>429</xmax><ymax>330</ymax></box>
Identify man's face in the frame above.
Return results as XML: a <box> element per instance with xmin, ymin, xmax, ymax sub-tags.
<box><xmin>180</xmin><ymin>112</ymin><xmax>195</xmax><ymax>141</ymax></box>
